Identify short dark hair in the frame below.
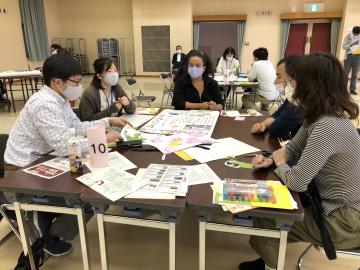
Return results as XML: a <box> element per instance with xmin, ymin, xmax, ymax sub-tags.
<box><xmin>185</xmin><ymin>50</ymin><xmax>214</xmax><ymax>76</ymax></box>
<box><xmin>253</xmin><ymin>47</ymin><xmax>268</xmax><ymax>60</ymax></box>
<box><xmin>91</xmin><ymin>58</ymin><xmax>116</xmax><ymax>90</ymax></box>
<box><xmin>222</xmin><ymin>47</ymin><xmax>236</xmax><ymax>59</ymax></box>
<box><xmin>353</xmin><ymin>26</ymin><xmax>360</xmax><ymax>35</ymax></box>
<box><xmin>50</xmin><ymin>44</ymin><xmax>62</xmax><ymax>50</ymax></box>
<box><xmin>43</xmin><ymin>53</ymin><xmax>82</xmax><ymax>86</ymax></box>
<box><xmin>277</xmin><ymin>55</ymin><xmax>300</xmax><ymax>75</ymax></box>
<box><xmin>176</xmin><ymin>45</ymin><xmax>182</xmax><ymax>49</ymax></box>
<box><xmin>290</xmin><ymin>53</ymin><xmax>359</xmax><ymax>125</ymax></box>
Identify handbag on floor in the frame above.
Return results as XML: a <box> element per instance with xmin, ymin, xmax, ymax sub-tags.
<box><xmin>14</xmin><ymin>237</ymin><xmax>45</xmax><ymax>270</ymax></box>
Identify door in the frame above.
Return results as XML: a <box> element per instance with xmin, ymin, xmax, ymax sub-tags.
<box><xmin>198</xmin><ymin>22</ymin><xmax>238</xmax><ymax>67</ymax></box>
<box><xmin>285</xmin><ymin>20</ymin><xmax>331</xmax><ymax>56</ymax></box>
<box><xmin>285</xmin><ymin>23</ymin><xmax>308</xmax><ymax>56</ymax></box>
<box><xmin>310</xmin><ymin>22</ymin><xmax>331</xmax><ymax>53</ymax></box>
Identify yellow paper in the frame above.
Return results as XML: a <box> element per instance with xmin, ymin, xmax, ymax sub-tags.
<box><xmin>175</xmin><ymin>150</ymin><xmax>194</xmax><ymax>161</ymax></box>
<box><xmin>353</xmin><ymin>47</ymin><xmax>360</xmax><ymax>55</ymax></box>
<box><xmin>251</xmin><ymin>183</ymin><xmax>294</xmax><ymax>210</ymax></box>
<box><xmin>213</xmin><ymin>181</ymin><xmax>295</xmax><ymax>210</ymax></box>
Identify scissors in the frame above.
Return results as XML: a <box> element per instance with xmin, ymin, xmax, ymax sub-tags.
<box><xmin>225</xmin><ymin>156</ymin><xmax>253</xmax><ymax>169</ymax></box>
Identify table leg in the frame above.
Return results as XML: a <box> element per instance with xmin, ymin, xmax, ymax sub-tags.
<box><xmin>199</xmin><ymin>221</ymin><xmax>206</xmax><ymax>270</ymax></box>
<box><xmin>24</xmin><ymin>78</ymin><xmax>30</xmax><ymax>99</ymax></box>
<box><xmin>8</xmin><ymin>79</ymin><xmax>16</xmax><ymax>112</ymax></box>
<box><xmin>277</xmin><ymin>229</ymin><xmax>288</xmax><ymax>270</ymax></box>
<box><xmin>20</xmin><ymin>78</ymin><xmax>26</xmax><ymax>102</ymax></box>
<box><xmin>169</xmin><ymin>221</ymin><xmax>176</xmax><ymax>270</ymax></box>
<box><xmin>13</xmin><ymin>202</ymin><xmax>36</xmax><ymax>270</ymax></box>
<box><xmin>29</xmin><ymin>77</ymin><xmax>35</xmax><ymax>95</ymax></box>
<box><xmin>75</xmin><ymin>206</ymin><xmax>91</xmax><ymax>270</ymax></box>
<box><xmin>253</xmin><ymin>87</ymin><xmax>257</xmax><ymax>107</ymax></box>
<box><xmin>97</xmin><ymin>212</ymin><xmax>108</xmax><ymax>270</ymax></box>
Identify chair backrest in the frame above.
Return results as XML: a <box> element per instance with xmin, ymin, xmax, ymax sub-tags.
<box><xmin>0</xmin><ymin>134</ymin><xmax>9</xmax><ymax>177</ymax></box>
<box><xmin>160</xmin><ymin>74</ymin><xmax>174</xmax><ymax>91</ymax></box>
<box><xmin>126</xmin><ymin>78</ymin><xmax>137</xmax><ymax>86</ymax></box>
<box><xmin>72</xmin><ymin>107</ymin><xmax>80</xmax><ymax>119</ymax></box>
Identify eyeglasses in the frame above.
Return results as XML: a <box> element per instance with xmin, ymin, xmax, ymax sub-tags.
<box><xmin>66</xmin><ymin>78</ymin><xmax>82</xmax><ymax>86</ymax></box>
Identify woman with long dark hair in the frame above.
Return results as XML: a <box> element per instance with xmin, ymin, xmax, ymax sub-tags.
<box><xmin>239</xmin><ymin>53</ymin><xmax>360</xmax><ymax>270</ymax></box>
<box><xmin>172</xmin><ymin>50</ymin><xmax>223</xmax><ymax>111</ymax></box>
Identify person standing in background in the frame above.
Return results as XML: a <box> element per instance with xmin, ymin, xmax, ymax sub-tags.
<box><xmin>172</xmin><ymin>45</ymin><xmax>186</xmax><ymax>75</ymax></box>
<box><xmin>343</xmin><ymin>26</ymin><xmax>360</xmax><ymax>95</ymax></box>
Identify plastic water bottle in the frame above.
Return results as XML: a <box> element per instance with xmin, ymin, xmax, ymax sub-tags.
<box><xmin>67</xmin><ymin>128</ymin><xmax>83</xmax><ymax>173</ymax></box>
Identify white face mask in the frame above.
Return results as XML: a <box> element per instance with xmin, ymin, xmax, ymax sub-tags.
<box><xmin>275</xmin><ymin>83</ymin><xmax>285</xmax><ymax>95</ymax></box>
<box><xmin>284</xmin><ymin>85</ymin><xmax>294</xmax><ymax>101</ymax></box>
<box><xmin>63</xmin><ymin>84</ymin><xmax>83</xmax><ymax>101</ymax></box>
<box><xmin>51</xmin><ymin>50</ymin><xmax>57</xmax><ymax>55</ymax></box>
<box><xmin>177</xmin><ymin>49</ymin><xmax>182</xmax><ymax>54</ymax></box>
<box><xmin>104</xmin><ymin>72</ymin><xmax>119</xmax><ymax>86</ymax></box>
<box><xmin>226</xmin><ymin>56</ymin><xmax>233</xmax><ymax>61</ymax></box>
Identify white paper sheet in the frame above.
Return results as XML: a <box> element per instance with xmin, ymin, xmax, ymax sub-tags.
<box><xmin>183</xmin><ymin>137</ymin><xmax>260</xmax><ymax>163</ymax></box>
<box><xmin>221</xmin><ymin>110</ymin><xmax>241</xmax><ymax>117</ymax></box>
<box><xmin>186</xmin><ymin>164</ymin><xmax>221</xmax><ymax>186</ymax></box>
<box><xmin>140</xmin><ymin>109</ymin><xmax>220</xmax><ymax>137</ymax></box>
<box><xmin>84</xmin><ymin>151</ymin><xmax>137</xmax><ymax>172</ymax></box>
<box><xmin>77</xmin><ymin>167</ymin><xmax>147</xmax><ymax>201</ymax></box>
<box><xmin>125</xmin><ymin>168</ymin><xmax>176</xmax><ymax>199</ymax></box>
<box><xmin>238</xmin><ymin>110</ymin><xmax>263</xmax><ymax>117</ymax></box>
<box><xmin>23</xmin><ymin>157</ymin><xmax>69</xmax><ymax>179</ymax></box>
<box><xmin>120</xmin><ymin>114</ymin><xmax>154</xmax><ymax>128</ymax></box>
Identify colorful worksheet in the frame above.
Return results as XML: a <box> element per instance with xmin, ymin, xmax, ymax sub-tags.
<box><xmin>77</xmin><ymin>167</ymin><xmax>147</xmax><ymax>201</ymax></box>
<box><xmin>23</xmin><ymin>157</ymin><xmax>70</xmax><ymax>179</ymax></box>
<box><xmin>140</xmin><ymin>109</ymin><xmax>220</xmax><ymax>137</ymax></box>
<box><xmin>146</xmin><ymin>133</ymin><xmax>215</xmax><ymax>154</ymax></box>
<box><xmin>136</xmin><ymin>163</ymin><xmax>221</xmax><ymax>197</ymax></box>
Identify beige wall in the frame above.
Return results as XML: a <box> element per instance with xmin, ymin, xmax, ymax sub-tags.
<box><xmin>0</xmin><ymin>0</ymin><xmax>61</xmax><ymax>71</ymax></box>
<box><xmin>132</xmin><ymin>0</ymin><xmax>193</xmax><ymax>76</ymax></box>
<box><xmin>338</xmin><ymin>0</ymin><xmax>360</xmax><ymax>60</ymax></box>
<box><xmin>1</xmin><ymin>0</ymin><xmax>358</xmax><ymax>75</ymax></box>
<box><xmin>193</xmin><ymin>0</ymin><xmax>345</xmax><ymax>71</ymax></box>
<box><xmin>57</xmin><ymin>0</ymin><xmax>134</xmax><ymax>73</ymax></box>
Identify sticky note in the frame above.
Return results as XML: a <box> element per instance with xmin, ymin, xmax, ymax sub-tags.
<box><xmin>175</xmin><ymin>150</ymin><xmax>194</xmax><ymax>161</ymax></box>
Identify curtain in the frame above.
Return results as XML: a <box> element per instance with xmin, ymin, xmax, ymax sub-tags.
<box><xmin>19</xmin><ymin>0</ymin><xmax>49</xmax><ymax>60</ymax></box>
<box><xmin>331</xmin><ymin>18</ymin><xmax>341</xmax><ymax>55</ymax></box>
<box><xmin>237</xmin><ymin>21</ymin><xmax>246</xmax><ymax>61</ymax></box>
<box><xmin>193</xmin><ymin>22</ymin><xmax>200</xmax><ymax>50</ymax></box>
<box><xmin>280</xmin><ymin>19</ymin><xmax>291</xmax><ymax>58</ymax></box>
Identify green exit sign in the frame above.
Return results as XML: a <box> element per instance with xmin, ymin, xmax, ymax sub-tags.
<box><xmin>310</xmin><ymin>3</ymin><xmax>319</xmax><ymax>12</ymax></box>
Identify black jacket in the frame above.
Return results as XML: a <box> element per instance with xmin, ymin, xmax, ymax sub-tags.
<box><xmin>172</xmin><ymin>53</ymin><xmax>186</xmax><ymax>69</ymax></box>
<box><xmin>269</xmin><ymin>99</ymin><xmax>303</xmax><ymax>139</ymax></box>
<box><xmin>172</xmin><ymin>74</ymin><xmax>223</xmax><ymax>110</ymax></box>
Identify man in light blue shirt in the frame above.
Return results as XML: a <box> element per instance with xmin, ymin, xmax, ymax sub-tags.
<box><xmin>4</xmin><ymin>53</ymin><xmax>129</xmax><ymax>257</ymax></box>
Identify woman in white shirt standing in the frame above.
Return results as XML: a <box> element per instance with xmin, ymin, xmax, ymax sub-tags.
<box><xmin>216</xmin><ymin>47</ymin><xmax>240</xmax><ymax>75</ymax></box>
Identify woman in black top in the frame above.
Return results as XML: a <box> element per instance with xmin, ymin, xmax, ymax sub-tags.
<box><xmin>172</xmin><ymin>50</ymin><xmax>223</xmax><ymax>111</ymax></box>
